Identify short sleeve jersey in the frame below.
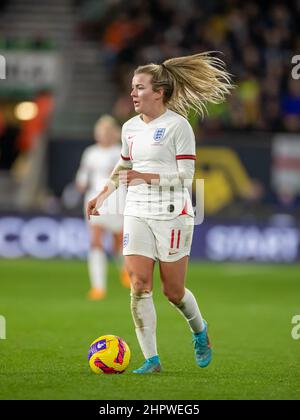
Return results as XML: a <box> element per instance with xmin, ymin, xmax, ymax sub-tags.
<box><xmin>120</xmin><ymin>109</ymin><xmax>196</xmax><ymax>220</ymax></box>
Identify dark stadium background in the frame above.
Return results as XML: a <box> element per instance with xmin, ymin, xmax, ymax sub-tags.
<box><xmin>0</xmin><ymin>0</ymin><xmax>300</xmax><ymax>401</ymax></box>
<box><xmin>1</xmin><ymin>0</ymin><xmax>300</xmax><ymax>262</ymax></box>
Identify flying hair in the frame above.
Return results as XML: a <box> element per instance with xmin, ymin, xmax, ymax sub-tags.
<box><xmin>134</xmin><ymin>52</ymin><xmax>233</xmax><ymax>118</ymax></box>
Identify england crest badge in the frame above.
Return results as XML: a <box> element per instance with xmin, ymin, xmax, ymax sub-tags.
<box><xmin>123</xmin><ymin>233</ymin><xmax>129</xmax><ymax>248</ymax></box>
<box><xmin>153</xmin><ymin>128</ymin><xmax>166</xmax><ymax>142</ymax></box>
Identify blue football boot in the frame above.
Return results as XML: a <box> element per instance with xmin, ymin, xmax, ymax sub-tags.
<box><xmin>132</xmin><ymin>355</ymin><xmax>162</xmax><ymax>374</ymax></box>
<box><xmin>192</xmin><ymin>320</ymin><xmax>212</xmax><ymax>368</ymax></box>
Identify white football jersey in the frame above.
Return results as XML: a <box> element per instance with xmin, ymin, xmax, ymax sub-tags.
<box><xmin>76</xmin><ymin>144</ymin><xmax>126</xmax><ymax>215</ymax></box>
<box><xmin>121</xmin><ymin>109</ymin><xmax>195</xmax><ymax>220</ymax></box>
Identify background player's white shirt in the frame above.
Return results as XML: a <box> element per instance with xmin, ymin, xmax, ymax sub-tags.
<box><xmin>121</xmin><ymin>109</ymin><xmax>196</xmax><ymax>220</ymax></box>
<box><xmin>76</xmin><ymin>144</ymin><xmax>126</xmax><ymax>215</ymax></box>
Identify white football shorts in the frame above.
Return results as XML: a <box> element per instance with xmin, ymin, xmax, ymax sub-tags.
<box><xmin>89</xmin><ymin>214</ymin><xmax>124</xmax><ymax>233</ymax></box>
<box><xmin>123</xmin><ymin>214</ymin><xmax>194</xmax><ymax>262</ymax></box>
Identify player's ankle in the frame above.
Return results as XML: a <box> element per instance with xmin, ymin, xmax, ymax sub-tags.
<box><xmin>148</xmin><ymin>355</ymin><xmax>160</xmax><ymax>364</ymax></box>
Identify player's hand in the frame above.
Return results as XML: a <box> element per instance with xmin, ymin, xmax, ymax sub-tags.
<box><xmin>119</xmin><ymin>170</ymin><xmax>147</xmax><ymax>186</ymax></box>
<box><xmin>86</xmin><ymin>195</ymin><xmax>102</xmax><ymax>220</ymax></box>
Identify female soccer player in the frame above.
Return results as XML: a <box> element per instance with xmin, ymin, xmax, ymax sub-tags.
<box><xmin>87</xmin><ymin>53</ymin><xmax>232</xmax><ymax>371</ymax></box>
<box><xmin>76</xmin><ymin>115</ymin><xmax>130</xmax><ymax>300</ymax></box>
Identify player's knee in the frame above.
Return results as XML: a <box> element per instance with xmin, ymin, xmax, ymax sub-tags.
<box><xmin>163</xmin><ymin>287</ymin><xmax>184</xmax><ymax>305</ymax></box>
<box><xmin>90</xmin><ymin>233</ymin><xmax>103</xmax><ymax>248</ymax></box>
<box><xmin>91</xmin><ymin>241</ymin><xmax>103</xmax><ymax>249</ymax></box>
<box><xmin>90</xmin><ymin>228</ymin><xmax>103</xmax><ymax>248</ymax></box>
<box><xmin>130</xmin><ymin>272</ymin><xmax>151</xmax><ymax>294</ymax></box>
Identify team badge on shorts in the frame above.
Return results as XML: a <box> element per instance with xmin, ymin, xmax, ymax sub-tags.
<box><xmin>153</xmin><ymin>128</ymin><xmax>166</xmax><ymax>141</ymax></box>
<box><xmin>123</xmin><ymin>233</ymin><xmax>129</xmax><ymax>248</ymax></box>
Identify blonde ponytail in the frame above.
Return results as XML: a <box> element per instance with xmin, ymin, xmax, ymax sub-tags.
<box><xmin>135</xmin><ymin>52</ymin><xmax>233</xmax><ymax>118</ymax></box>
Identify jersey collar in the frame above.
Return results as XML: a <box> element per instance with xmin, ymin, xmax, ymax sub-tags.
<box><xmin>139</xmin><ymin>109</ymin><xmax>169</xmax><ymax>126</ymax></box>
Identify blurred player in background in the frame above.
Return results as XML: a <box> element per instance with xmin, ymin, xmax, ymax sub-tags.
<box><xmin>87</xmin><ymin>53</ymin><xmax>232</xmax><ymax>372</ymax></box>
<box><xmin>76</xmin><ymin>115</ymin><xmax>130</xmax><ymax>301</ymax></box>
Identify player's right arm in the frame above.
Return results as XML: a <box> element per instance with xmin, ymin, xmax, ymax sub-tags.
<box><xmin>75</xmin><ymin>149</ymin><xmax>90</xmax><ymax>194</ymax></box>
<box><xmin>86</xmin><ymin>125</ymin><xmax>132</xmax><ymax>219</ymax></box>
<box><xmin>86</xmin><ymin>158</ymin><xmax>132</xmax><ymax>218</ymax></box>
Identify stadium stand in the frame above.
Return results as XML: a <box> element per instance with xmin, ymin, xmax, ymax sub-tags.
<box><xmin>79</xmin><ymin>0</ymin><xmax>300</xmax><ymax>134</ymax></box>
<box><xmin>0</xmin><ymin>0</ymin><xmax>299</xmax><ymax>217</ymax></box>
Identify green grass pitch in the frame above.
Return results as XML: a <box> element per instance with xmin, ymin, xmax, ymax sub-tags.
<box><xmin>0</xmin><ymin>259</ymin><xmax>300</xmax><ymax>400</ymax></box>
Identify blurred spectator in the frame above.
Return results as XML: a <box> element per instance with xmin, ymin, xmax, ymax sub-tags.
<box><xmin>78</xmin><ymin>0</ymin><xmax>300</xmax><ymax>133</ymax></box>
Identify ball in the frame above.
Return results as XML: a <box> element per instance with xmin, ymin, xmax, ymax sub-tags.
<box><xmin>88</xmin><ymin>335</ymin><xmax>131</xmax><ymax>374</ymax></box>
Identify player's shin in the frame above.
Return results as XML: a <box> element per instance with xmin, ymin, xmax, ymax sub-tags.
<box><xmin>170</xmin><ymin>288</ymin><xmax>205</xmax><ymax>333</ymax></box>
<box><xmin>130</xmin><ymin>291</ymin><xmax>158</xmax><ymax>359</ymax></box>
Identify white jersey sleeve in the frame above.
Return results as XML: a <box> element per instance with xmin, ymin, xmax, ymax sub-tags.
<box><xmin>159</xmin><ymin>120</ymin><xmax>196</xmax><ymax>188</ymax></box>
<box><xmin>174</xmin><ymin>119</ymin><xmax>196</xmax><ymax>159</ymax></box>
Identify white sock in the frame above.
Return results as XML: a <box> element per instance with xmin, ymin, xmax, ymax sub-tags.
<box><xmin>131</xmin><ymin>291</ymin><xmax>158</xmax><ymax>359</ymax></box>
<box><xmin>87</xmin><ymin>248</ymin><xmax>107</xmax><ymax>290</ymax></box>
<box><xmin>171</xmin><ymin>288</ymin><xmax>205</xmax><ymax>333</ymax></box>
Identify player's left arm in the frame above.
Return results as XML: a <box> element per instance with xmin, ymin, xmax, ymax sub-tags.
<box><xmin>75</xmin><ymin>149</ymin><xmax>90</xmax><ymax>193</ymax></box>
